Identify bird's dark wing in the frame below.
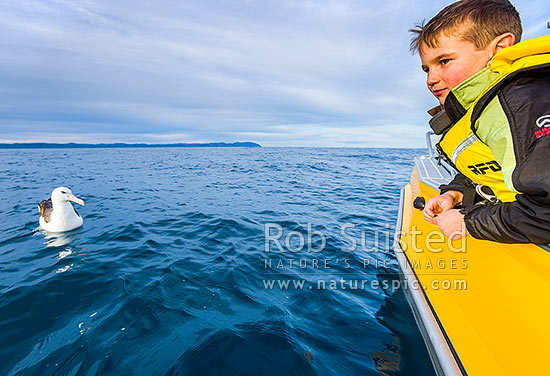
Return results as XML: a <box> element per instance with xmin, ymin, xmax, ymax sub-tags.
<box><xmin>38</xmin><ymin>199</ymin><xmax>53</xmax><ymax>223</ymax></box>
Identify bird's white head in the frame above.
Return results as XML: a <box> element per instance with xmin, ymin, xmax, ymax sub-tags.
<box><xmin>51</xmin><ymin>187</ymin><xmax>85</xmax><ymax>206</ymax></box>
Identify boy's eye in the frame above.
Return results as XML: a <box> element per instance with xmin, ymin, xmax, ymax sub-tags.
<box><xmin>422</xmin><ymin>66</ymin><xmax>429</xmax><ymax>73</ymax></box>
<box><xmin>440</xmin><ymin>59</ymin><xmax>451</xmax><ymax>65</ymax></box>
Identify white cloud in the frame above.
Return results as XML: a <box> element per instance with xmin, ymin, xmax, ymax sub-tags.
<box><xmin>0</xmin><ymin>0</ymin><xmax>546</xmax><ymax>146</ymax></box>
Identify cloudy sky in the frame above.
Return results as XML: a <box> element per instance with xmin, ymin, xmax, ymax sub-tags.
<box><xmin>1</xmin><ymin>0</ymin><xmax>547</xmax><ymax>147</ymax></box>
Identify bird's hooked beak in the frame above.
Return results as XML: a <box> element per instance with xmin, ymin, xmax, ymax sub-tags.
<box><xmin>68</xmin><ymin>193</ymin><xmax>85</xmax><ymax>206</ymax></box>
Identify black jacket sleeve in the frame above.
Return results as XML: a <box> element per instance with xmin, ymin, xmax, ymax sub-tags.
<box><xmin>463</xmin><ymin>194</ymin><xmax>550</xmax><ymax>244</ymax></box>
<box><xmin>439</xmin><ymin>172</ymin><xmax>470</xmax><ymax>194</ymax></box>
<box><xmin>464</xmin><ymin>72</ymin><xmax>550</xmax><ymax>244</ymax></box>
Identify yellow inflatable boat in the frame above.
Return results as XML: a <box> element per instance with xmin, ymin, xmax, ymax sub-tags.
<box><xmin>393</xmin><ymin>133</ymin><xmax>550</xmax><ymax>375</ymax></box>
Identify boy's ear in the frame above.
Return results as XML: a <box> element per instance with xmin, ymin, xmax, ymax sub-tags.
<box><xmin>492</xmin><ymin>33</ymin><xmax>516</xmax><ymax>54</ymax></box>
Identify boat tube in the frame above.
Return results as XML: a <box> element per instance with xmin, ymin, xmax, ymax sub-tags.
<box><xmin>393</xmin><ymin>132</ymin><xmax>550</xmax><ymax>375</ymax></box>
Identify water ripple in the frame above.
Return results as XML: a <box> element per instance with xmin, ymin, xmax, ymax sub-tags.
<box><xmin>0</xmin><ymin>147</ymin><xmax>433</xmax><ymax>375</ymax></box>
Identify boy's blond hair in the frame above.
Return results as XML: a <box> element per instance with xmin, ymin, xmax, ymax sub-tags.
<box><xmin>409</xmin><ymin>0</ymin><xmax>522</xmax><ymax>54</ymax></box>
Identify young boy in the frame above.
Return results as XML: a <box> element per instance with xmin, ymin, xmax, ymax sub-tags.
<box><xmin>410</xmin><ymin>0</ymin><xmax>550</xmax><ymax>243</ymax></box>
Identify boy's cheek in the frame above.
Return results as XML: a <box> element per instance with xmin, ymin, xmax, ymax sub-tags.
<box><xmin>444</xmin><ymin>71</ymin><xmax>469</xmax><ymax>90</ymax></box>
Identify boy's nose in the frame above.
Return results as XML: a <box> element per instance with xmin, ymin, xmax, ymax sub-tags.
<box><xmin>426</xmin><ymin>71</ymin><xmax>439</xmax><ymax>86</ymax></box>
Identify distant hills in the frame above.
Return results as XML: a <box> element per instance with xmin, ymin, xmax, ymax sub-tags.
<box><xmin>0</xmin><ymin>142</ymin><xmax>262</xmax><ymax>149</ymax></box>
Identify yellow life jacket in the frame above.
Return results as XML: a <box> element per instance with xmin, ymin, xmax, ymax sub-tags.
<box><xmin>436</xmin><ymin>35</ymin><xmax>550</xmax><ymax>203</ymax></box>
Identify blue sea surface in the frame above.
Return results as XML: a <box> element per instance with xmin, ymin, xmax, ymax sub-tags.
<box><xmin>0</xmin><ymin>147</ymin><xmax>435</xmax><ymax>376</ymax></box>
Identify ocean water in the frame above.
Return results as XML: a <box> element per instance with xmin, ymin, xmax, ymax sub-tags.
<box><xmin>0</xmin><ymin>147</ymin><xmax>435</xmax><ymax>376</ymax></box>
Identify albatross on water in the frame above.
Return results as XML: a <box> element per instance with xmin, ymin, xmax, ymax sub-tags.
<box><xmin>38</xmin><ymin>187</ymin><xmax>85</xmax><ymax>232</ymax></box>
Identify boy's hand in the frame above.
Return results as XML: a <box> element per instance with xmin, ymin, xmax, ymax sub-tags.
<box><xmin>434</xmin><ymin>209</ymin><xmax>468</xmax><ymax>240</ymax></box>
<box><xmin>423</xmin><ymin>191</ymin><xmax>462</xmax><ymax>224</ymax></box>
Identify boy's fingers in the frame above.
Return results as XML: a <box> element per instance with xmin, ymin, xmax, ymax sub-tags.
<box><xmin>424</xmin><ymin>202</ymin><xmax>436</xmax><ymax>216</ymax></box>
<box><xmin>423</xmin><ymin>211</ymin><xmax>435</xmax><ymax>224</ymax></box>
<box><xmin>424</xmin><ymin>209</ymin><xmax>433</xmax><ymax>218</ymax></box>
<box><xmin>423</xmin><ymin>195</ymin><xmax>456</xmax><ymax>225</ymax></box>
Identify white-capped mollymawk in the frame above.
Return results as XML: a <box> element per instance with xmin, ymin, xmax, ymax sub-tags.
<box><xmin>38</xmin><ymin>187</ymin><xmax>85</xmax><ymax>232</ymax></box>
